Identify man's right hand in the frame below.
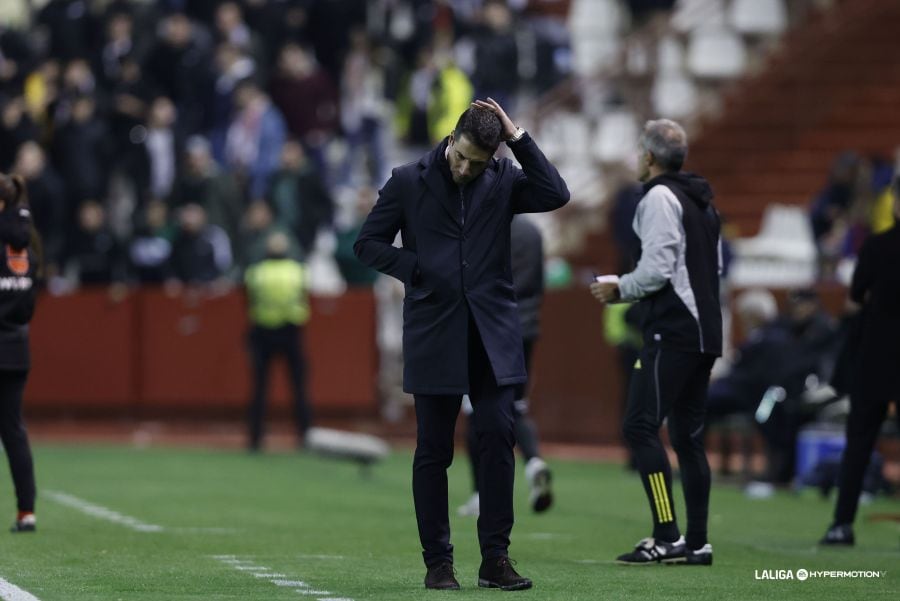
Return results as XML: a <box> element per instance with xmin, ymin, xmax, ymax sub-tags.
<box><xmin>590</xmin><ymin>282</ymin><xmax>620</xmax><ymax>304</ymax></box>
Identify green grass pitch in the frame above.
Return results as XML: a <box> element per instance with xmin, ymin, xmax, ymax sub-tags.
<box><xmin>1</xmin><ymin>445</ymin><xmax>896</xmax><ymax>600</ymax></box>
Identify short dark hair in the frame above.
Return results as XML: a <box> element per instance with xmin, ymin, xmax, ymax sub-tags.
<box><xmin>453</xmin><ymin>108</ymin><xmax>503</xmax><ymax>153</ymax></box>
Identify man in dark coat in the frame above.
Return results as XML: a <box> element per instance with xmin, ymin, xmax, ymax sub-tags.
<box><xmin>354</xmin><ymin>99</ymin><xmax>569</xmax><ymax>591</ymax></box>
<box><xmin>820</xmin><ymin>179</ymin><xmax>900</xmax><ymax>546</ymax></box>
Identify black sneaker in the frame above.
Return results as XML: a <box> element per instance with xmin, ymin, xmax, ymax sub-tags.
<box><xmin>616</xmin><ymin>537</ymin><xmax>686</xmax><ymax>565</ymax></box>
<box><xmin>819</xmin><ymin>523</ymin><xmax>854</xmax><ymax>546</ymax></box>
<box><xmin>10</xmin><ymin>514</ymin><xmax>36</xmax><ymax>533</ymax></box>
<box><xmin>478</xmin><ymin>557</ymin><xmax>533</xmax><ymax>591</ymax></box>
<box><xmin>424</xmin><ymin>562</ymin><xmax>460</xmax><ymax>590</ymax></box>
<box><xmin>685</xmin><ymin>544</ymin><xmax>713</xmax><ymax>565</ymax></box>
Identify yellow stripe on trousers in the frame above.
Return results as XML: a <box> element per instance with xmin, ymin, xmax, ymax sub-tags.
<box><xmin>656</xmin><ymin>473</ymin><xmax>674</xmax><ymax>522</ymax></box>
<box><xmin>651</xmin><ymin>472</ymin><xmax>673</xmax><ymax>523</ymax></box>
<box><xmin>648</xmin><ymin>472</ymin><xmax>666</xmax><ymax>523</ymax></box>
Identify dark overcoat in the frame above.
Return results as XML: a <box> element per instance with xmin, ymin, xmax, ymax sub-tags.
<box><xmin>850</xmin><ymin>225</ymin><xmax>900</xmax><ymax>399</ymax></box>
<box><xmin>354</xmin><ymin>134</ymin><xmax>569</xmax><ymax>394</ymax></box>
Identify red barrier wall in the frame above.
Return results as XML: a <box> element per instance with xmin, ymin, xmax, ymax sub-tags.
<box><xmin>24</xmin><ymin>284</ymin><xmax>850</xmax><ymax>446</ymax></box>
<box><xmin>25</xmin><ymin>288</ymin><xmax>378</xmax><ymax>413</ymax></box>
<box><xmin>530</xmin><ymin>288</ymin><xmax>624</xmax><ymax>445</ymax></box>
<box><xmin>27</xmin><ymin>290</ymin><xmax>136</xmax><ymax>408</ymax></box>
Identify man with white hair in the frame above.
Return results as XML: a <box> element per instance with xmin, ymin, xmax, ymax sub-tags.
<box><xmin>591</xmin><ymin>119</ymin><xmax>722</xmax><ymax>566</ymax></box>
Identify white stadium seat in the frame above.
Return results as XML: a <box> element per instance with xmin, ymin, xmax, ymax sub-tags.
<box><xmin>670</xmin><ymin>0</ymin><xmax>727</xmax><ymax>33</ymax></box>
<box><xmin>652</xmin><ymin>72</ymin><xmax>699</xmax><ymax>119</ymax></box>
<box><xmin>593</xmin><ymin>110</ymin><xmax>639</xmax><ymax>164</ymax></box>
<box><xmin>687</xmin><ymin>26</ymin><xmax>747</xmax><ymax>78</ymax></box>
<box><xmin>729</xmin><ymin>0</ymin><xmax>788</xmax><ymax>36</ymax></box>
<box><xmin>730</xmin><ymin>204</ymin><xmax>818</xmax><ymax>287</ymax></box>
<box><xmin>657</xmin><ymin>35</ymin><xmax>686</xmax><ymax>74</ymax></box>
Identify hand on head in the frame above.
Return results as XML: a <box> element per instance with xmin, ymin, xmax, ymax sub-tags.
<box><xmin>470</xmin><ymin>98</ymin><xmax>517</xmax><ymax>141</ymax></box>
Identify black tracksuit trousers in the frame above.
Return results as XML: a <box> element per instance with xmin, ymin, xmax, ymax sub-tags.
<box><xmin>623</xmin><ymin>345</ymin><xmax>715</xmax><ymax>550</ymax></box>
<box><xmin>0</xmin><ymin>369</ymin><xmax>35</xmax><ymax>513</ymax></box>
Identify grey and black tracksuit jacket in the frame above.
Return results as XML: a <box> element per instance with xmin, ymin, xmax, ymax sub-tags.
<box><xmin>618</xmin><ymin>172</ymin><xmax>723</xmax><ymax>357</ymax></box>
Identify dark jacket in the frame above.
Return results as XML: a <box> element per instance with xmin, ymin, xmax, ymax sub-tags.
<box><xmin>354</xmin><ymin>133</ymin><xmax>569</xmax><ymax>394</ymax></box>
<box><xmin>619</xmin><ymin>172</ymin><xmax>722</xmax><ymax>356</ymax></box>
<box><xmin>510</xmin><ymin>214</ymin><xmax>544</xmax><ymax>340</ymax></box>
<box><xmin>850</xmin><ymin>225</ymin><xmax>900</xmax><ymax>398</ymax></box>
<box><xmin>0</xmin><ymin>206</ymin><xmax>38</xmax><ymax>370</ymax></box>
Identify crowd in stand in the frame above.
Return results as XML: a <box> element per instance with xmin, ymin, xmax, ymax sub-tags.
<box><xmin>809</xmin><ymin>149</ymin><xmax>898</xmax><ymax>281</ymax></box>
<box><xmin>0</xmin><ymin>0</ymin><xmax>573</xmax><ymax>292</ymax></box>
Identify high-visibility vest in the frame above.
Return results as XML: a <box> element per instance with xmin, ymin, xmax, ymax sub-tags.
<box><xmin>244</xmin><ymin>258</ymin><xmax>309</xmax><ymax>328</ymax></box>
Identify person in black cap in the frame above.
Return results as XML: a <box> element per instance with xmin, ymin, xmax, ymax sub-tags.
<box><xmin>0</xmin><ymin>172</ymin><xmax>40</xmax><ymax>532</ymax></box>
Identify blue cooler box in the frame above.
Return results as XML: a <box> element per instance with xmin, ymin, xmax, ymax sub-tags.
<box><xmin>795</xmin><ymin>427</ymin><xmax>846</xmax><ymax>483</ymax></box>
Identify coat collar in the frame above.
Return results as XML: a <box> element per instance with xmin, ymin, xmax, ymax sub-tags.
<box><xmin>418</xmin><ymin>138</ymin><xmax>501</xmax><ymax>229</ymax></box>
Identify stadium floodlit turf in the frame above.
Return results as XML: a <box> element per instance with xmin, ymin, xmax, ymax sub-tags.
<box><xmin>1</xmin><ymin>445</ymin><xmax>896</xmax><ymax>600</ymax></box>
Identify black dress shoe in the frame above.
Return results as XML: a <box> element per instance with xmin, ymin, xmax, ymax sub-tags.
<box><xmin>478</xmin><ymin>557</ymin><xmax>533</xmax><ymax>591</ymax></box>
<box><xmin>425</xmin><ymin>562</ymin><xmax>460</xmax><ymax>590</ymax></box>
<box><xmin>819</xmin><ymin>523</ymin><xmax>855</xmax><ymax>546</ymax></box>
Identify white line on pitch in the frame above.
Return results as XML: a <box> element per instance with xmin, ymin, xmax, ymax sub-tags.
<box><xmin>172</xmin><ymin>527</ymin><xmax>238</xmax><ymax>534</ymax></box>
<box><xmin>44</xmin><ymin>491</ymin><xmax>236</xmax><ymax>534</ymax></box>
<box><xmin>0</xmin><ymin>576</ymin><xmax>42</xmax><ymax>601</ymax></box>
<box><xmin>43</xmin><ymin>490</ymin><xmax>164</xmax><ymax>532</ymax></box>
<box><xmin>524</xmin><ymin>532</ymin><xmax>570</xmax><ymax>540</ymax></box>
<box><xmin>212</xmin><ymin>556</ymin><xmax>353</xmax><ymax>600</ymax></box>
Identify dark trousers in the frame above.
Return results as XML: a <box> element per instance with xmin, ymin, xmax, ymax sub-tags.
<box><xmin>0</xmin><ymin>369</ymin><xmax>35</xmax><ymax>512</ymax></box>
<box><xmin>834</xmin><ymin>393</ymin><xmax>898</xmax><ymax>525</ymax></box>
<box><xmin>247</xmin><ymin>325</ymin><xmax>313</xmax><ymax>450</ymax></box>
<box><xmin>467</xmin><ymin>337</ymin><xmax>541</xmax><ymax>492</ymax></box>
<box><xmin>623</xmin><ymin>346</ymin><xmax>715</xmax><ymax>549</ymax></box>
<box><xmin>413</xmin><ymin>319</ymin><xmax>516</xmax><ymax>567</ymax></box>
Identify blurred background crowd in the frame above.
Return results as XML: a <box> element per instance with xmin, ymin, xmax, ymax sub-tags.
<box><xmin>2</xmin><ymin>0</ymin><xmax>899</xmax><ymax>495</ymax></box>
<box><xmin>0</xmin><ymin>0</ymin><xmax>580</xmax><ymax>292</ymax></box>
<box><xmin>1</xmin><ymin>0</ymin><xmax>895</xmax><ymax>292</ymax></box>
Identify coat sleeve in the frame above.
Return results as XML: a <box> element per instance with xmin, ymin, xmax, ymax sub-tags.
<box><xmin>508</xmin><ymin>133</ymin><xmax>570</xmax><ymax>214</ymax></box>
<box><xmin>353</xmin><ymin>169</ymin><xmax>418</xmax><ymax>284</ymax></box>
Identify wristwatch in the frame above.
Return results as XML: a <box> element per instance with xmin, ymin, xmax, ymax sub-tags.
<box><xmin>508</xmin><ymin>127</ymin><xmax>526</xmax><ymax>143</ymax></box>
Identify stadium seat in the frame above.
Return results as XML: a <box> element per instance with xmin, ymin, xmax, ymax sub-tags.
<box><xmin>568</xmin><ymin>0</ymin><xmax>624</xmax><ymax>75</ymax></box>
<box><xmin>571</xmin><ymin>38</ymin><xmax>622</xmax><ymax>76</ymax></box>
<box><xmin>729</xmin><ymin>0</ymin><xmax>788</xmax><ymax>36</ymax></box>
<box><xmin>670</xmin><ymin>0</ymin><xmax>727</xmax><ymax>33</ymax></box>
<box><xmin>657</xmin><ymin>35</ymin><xmax>686</xmax><ymax>74</ymax></box>
<box><xmin>730</xmin><ymin>204</ymin><xmax>818</xmax><ymax>287</ymax></box>
<box><xmin>686</xmin><ymin>26</ymin><xmax>747</xmax><ymax>78</ymax></box>
<box><xmin>568</xmin><ymin>0</ymin><xmax>623</xmax><ymax>35</ymax></box>
<box><xmin>593</xmin><ymin>110</ymin><xmax>639</xmax><ymax>164</ymax></box>
<box><xmin>652</xmin><ymin>72</ymin><xmax>699</xmax><ymax>119</ymax></box>
<box><xmin>538</xmin><ymin>112</ymin><xmax>592</xmax><ymax>163</ymax></box>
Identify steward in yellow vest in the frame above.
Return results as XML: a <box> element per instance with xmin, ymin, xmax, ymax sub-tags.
<box><xmin>243</xmin><ymin>232</ymin><xmax>313</xmax><ymax>451</ymax></box>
